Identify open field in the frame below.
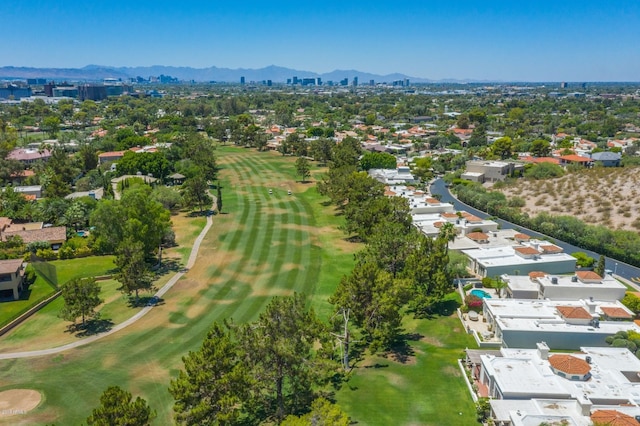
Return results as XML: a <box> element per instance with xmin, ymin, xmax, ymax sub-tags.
<box><xmin>0</xmin><ymin>146</ymin><xmax>359</xmax><ymax>425</ymax></box>
<box><xmin>497</xmin><ymin>167</ymin><xmax>640</xmax><ymax>231</ymax></box>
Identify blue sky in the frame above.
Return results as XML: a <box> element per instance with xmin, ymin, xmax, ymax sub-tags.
<box><xmin>2</xmin><ymin>0</ymin><xmax>639</xmax><ymax>81</ymax></box>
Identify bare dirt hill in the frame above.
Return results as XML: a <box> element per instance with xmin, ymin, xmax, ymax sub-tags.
<box><xmin>495</xmin><ymin>167</ymin><xmax>640</xmax><ymax>232</ymax></box>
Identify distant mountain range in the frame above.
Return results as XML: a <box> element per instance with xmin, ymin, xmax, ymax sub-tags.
<box><xmin>0</xmin><ymin>64</ymin><xmax>462</xmax><ymax>83</ymax></box>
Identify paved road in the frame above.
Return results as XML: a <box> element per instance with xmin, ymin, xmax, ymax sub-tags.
<box><xmin>0</xmin><ymin>203</ymin><xmax>216</xmax><ymax>360</ymax></box>
<box><xmin>430</xmin><ymin>178</ymin><xmax>640</xmax><ymax>283</ymax></box>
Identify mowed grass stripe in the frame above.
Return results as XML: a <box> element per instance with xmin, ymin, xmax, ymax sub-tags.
<box><xmin>203</xmin><ymin>158</ymin><xmax>269</xmax><ymax>319</ymax></box>
<box><xmin>202</xmin><ymin>152</ymin><xmax>293</xmax><ymax>322</ymax></box>
<box><xmin>217</xmin><ymin>154</ymin><xmax>293</xmax><ymax>321</ymax></box>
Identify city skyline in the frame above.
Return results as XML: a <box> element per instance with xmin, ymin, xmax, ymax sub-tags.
<box><xmin>2</xmin><ymin>0</ymin><xmax>640</xmax><ymax>82</ymax></box>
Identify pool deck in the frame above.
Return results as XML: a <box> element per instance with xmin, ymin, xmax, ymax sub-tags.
<box><xmin>458</xmin><ymin>286</ymin><xmax>504</xmax><ymax>347</ymax></box>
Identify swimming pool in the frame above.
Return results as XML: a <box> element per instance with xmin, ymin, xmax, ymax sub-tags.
<box><xmin>470</xmin><ymin>289</ymin><xmax>492</xmax><ymax>299</ymax></box>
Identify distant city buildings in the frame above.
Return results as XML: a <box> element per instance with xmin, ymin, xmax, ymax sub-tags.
<box><xmin>0</xmin><ymin>84</ymin><xmax>32</xmax><ymax>100</ymax></box>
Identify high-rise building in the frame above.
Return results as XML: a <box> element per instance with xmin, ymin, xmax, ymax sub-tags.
<box><xmin>78</xmin><ymin>84</ymin><xmax>107</xmax><ymax>101</ymax></box>
<box><xmin>240</xmin><ymin>76</ymin><xmax>245</xmax><ymax>85</ymax></box>
<box><xmin>404</xmin><ymin>78</ymin><xmax>410</xmax><ymax>87</ymax></box>
<box><xmin>352</xmin><ymin>76</ymin><xmax>358</xmax><ymax>87</ymax></box>
<box><xmin>370</xmin><ymin>79</ymin><xmax>375</xmax><ymax>86</ymax></box>
<box><xmin>560</xmin><ymin>82</ymin><xmax>568</xmax><ymax>88</ymax></box>
<box><xmin>340</xmin><ymin>78</ymin><xmax>348</xmax><ymax>86</ymax></box>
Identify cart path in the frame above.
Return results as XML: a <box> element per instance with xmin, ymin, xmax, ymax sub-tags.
<box><xmin>0</xmin><ymin>202</ymin><xmax>215</xmax><ymax>360</ymax></box>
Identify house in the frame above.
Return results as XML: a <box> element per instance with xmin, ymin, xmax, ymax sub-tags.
<box><xmin>482</xmin><ymin>298</ymin><xmax>637</xmax><ymax>349</ymax></box>
<box><xmin>65</xmin><ymin>188</ymin><xmax>104</xmax><ymax>200</ymax></box>
<box><xmin>589</xmin><ymin>151</ymin><xmax>622</xmax><ymax>167</ymax></box>
<box><xmin>12</xmin><ymin>185</ymin><xmax>42</xmax><ymax>199</ymax></box>
<box><xmin>0</xmin><ymin>218</ymin><xmax>67</xmax><ymax>249</ymax></box>
<box><xmin>462</xmin><ymin>241</ymin><xmax>576</xmax><ymax>277</ymax></box>
<box><xmin>98</xmin><ymin>151</ymin><xmax>126</xmax><ymax>164</ymax></box>
<box><xmin>461</xmin><ymin>160</ymin><xmax>524</xmax><ymax>183</ymax></box>
<box><xmin>7</xmin><ymin>148</ymin><xmax>52</xmax><ymax>164</ymax></box>
<box><xmin>0</xmin><ymin>259</ymin><xmax>25</xmax><ymax>300</ymax></box>
<box><xmin>368</xmin><ymin>167</ymin><xmax>418</xmax><ymax>185</ymax></box>
<box><xmin>558</xmin><ymin>154</ymin><xmax>593</xmax><ymax>167</ymax></box>
<box><xmin>478</xmin><ymin>344</ymin><xmax>640</xmax><ymax>425</ymax></box>
<box><xmin>503</xmin><ymin>271</ymin><xmax>627</xmax><ymax>301</ymax></box>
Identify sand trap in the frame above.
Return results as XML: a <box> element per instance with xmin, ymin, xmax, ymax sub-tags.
<box><xmin>0</xmin><ymin>389</ymin><xmax>42</xmax><ymax>417</ymax></box>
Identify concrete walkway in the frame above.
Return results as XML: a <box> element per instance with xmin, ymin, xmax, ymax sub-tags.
<box><xmin>0</xmin><ymin>204</ymin><xmax>215</xmax><ymax>360</ymax></box>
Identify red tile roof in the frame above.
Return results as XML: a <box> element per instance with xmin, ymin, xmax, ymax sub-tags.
<box><xmin>540</xmin><ymin>244</ymin><xmax>563</xmax><ymax>253</ymax></box>
<box><xmin>557</xmin><ymin>306</ymin><xmax>592</xmax><ymax>319</ymax></box>
<box><xmin>560</xmin><ymin>154</ymin><xmax>592</xmax><ymax>163</ymax></box>
<box><xmin>98</xmin><ymin>151</ymin><xmax>125</xmax><ymax>158</ymax></box>
<box><xmin>549</xmin><ymin>354</ymin><xmax>591</xmax><ymax>375</ymax></box>
<box><xmin>576</xmin><ymin>271</ymin><xmax>602</xmax><ymax>281</ymax></box>
<box><xmin>514</xmin><ymin>246</ymin><xmax>539</xmax><ymax>255</ymax></box>
<box><xmin>467</xmin><ymin>232</ymin><xmax>489</xmax><ymax>241</ymax></box>
<box><xmin>528</xmin><ymin>271</ymin><xmax>546</xmax><ymax>279</ymax></box>
<box><xmin>591</xmin><ymin>410</ymin><xmax>640</xmax><ymax>426</ymax></box>
<box><xmin>514</xmin><ymin>233</ymin><xmax>531</xmax><ymax>240</ymax></box>
<box><xmin>601</xmin><ymin>307</ymin><xmax>633</xmax><ymax>319</ymax></box>
<box><xmin>440</xmin><ymin>212</ymin><xmax>459</xmax><ymax>219</ymax></box>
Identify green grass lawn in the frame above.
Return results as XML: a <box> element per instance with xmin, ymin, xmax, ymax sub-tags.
<box><xmin>0</xmin><ymin>256</ymin><xmax>116</xmax><ymax>329</ymax></box>
<box><xmin>335</xmin><ymin>295</ymin><xmax>477</xmax><ymax>425</ymax></box>
<box><xmin>0</xmin><ymin>270</ymin><xmax>56</xmax><ymax>329</ymax></box>
<box><xmin>0</xmin><ymin>148</ymin><xmax>475</xmax><ymax>425</ymax></box>
<box><xmin>0</xmin><ymin>279</ymin><xmax>136</xmax><ymax>352</ymax></box>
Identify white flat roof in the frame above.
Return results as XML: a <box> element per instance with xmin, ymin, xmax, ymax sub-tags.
<box><xmin>497</xmin><ymin>317</ymin><xmax>640</xmax><ymax>335</ymax></box>
<box><xmin>486</xmin><ymin>298</ymin><xmax>633</xmax><ymax>321</ymax></box>
<box><xmin>482</xmin><ymin>355</ymin><xmax>570</xmax><ymax>398</ymax></box>
<box><xmin>486</xmin><ymin>346</ymin><xmax>640</xmax><ymax>410</ymax></box>
<box><xmin>463</xmin><ymin>245</ymin><xmax>576</xmax><ymax>268</ymax></box>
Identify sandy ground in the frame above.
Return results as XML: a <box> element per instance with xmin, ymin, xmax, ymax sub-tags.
<box><xmin>496</xmin><ymin>167</ymin><xmax>640</xmax><ymax>231</ymax></box>
<box><xmin>0</xmin><ymin>390</ymin><xmax>41</xmax><ymax>417</ymax></box>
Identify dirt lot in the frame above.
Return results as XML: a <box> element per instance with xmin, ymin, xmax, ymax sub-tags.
<box><xmin>496</xmin><ymin>167</ymin><xmax>640</xmax><ymax>231</ymax></box>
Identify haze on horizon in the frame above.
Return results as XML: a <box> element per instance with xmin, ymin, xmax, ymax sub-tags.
<box><xmin>3</xmin><ymin>0</ymin><xmax>639</xmax><ymax>82</ymax></box>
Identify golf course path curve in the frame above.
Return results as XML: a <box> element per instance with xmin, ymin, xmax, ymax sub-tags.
<box><xmin>0</xmin><ymin>202</ymin><xmax>216</xmax><ymax>360</ymax></box>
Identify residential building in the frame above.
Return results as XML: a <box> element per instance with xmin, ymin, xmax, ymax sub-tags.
<box><xmin>0</xmin><ymin>218</ymin><xmax>66</xmax><ymax>249</ymax></box>
<box><xmin>65</xmin><ymin>188</ymin><xmax>104</xmax><ymax>200</ymax></box>
<box><xmin>589</xmin><ymin>151</ymin><xmax>622</xmax><ymax>167</ymax></box>
<box><xmin>504</xmin><ymin>271</ymin><xmax>627</xmax><ymax>301</ymax></box>
<box><xmin>462</xmin><ymin>241</ymin><xmax>576</xmax><ymax>277</ymax></box>
<box><xmin>461</xmin><ymin>160</ymin><xmax>524</xmax><ymax>183</ymax></box>
<box><xmin>98</xmin><ymin>151</ymin><xmax>126</xmax><ymax>164</ymax></box>
<box><xmin>476</xmin><ymin>344</ymin><xmax>640</xmax><ymax>425</ymax></box>
<box><xmin>12</xmin><ymin>185</ymin><xmax>42</xmax><ymax>199</ymax></box>
<box><xmin>482</xmin><ymin>299</ymin><xmax>637</xmax><ymax>349</ymax></box>
<box><xmin>368</xmin><ymin>167</ymin><xmax>417</xmax><ymax>185</ymax></box>
<box><xmin>0</xmin><ymin>259</ymin><xmax>25</xmax><ymax>300</ymax></box>
<box><xmin>558</xmin><ymin>154</ymin><xmax>592</xmax><ymax>167</ymax></box>
<box><xmin>7</xmin><ymin>148</ymin><xmax>52</xmax><ymax>164</ymax></box>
